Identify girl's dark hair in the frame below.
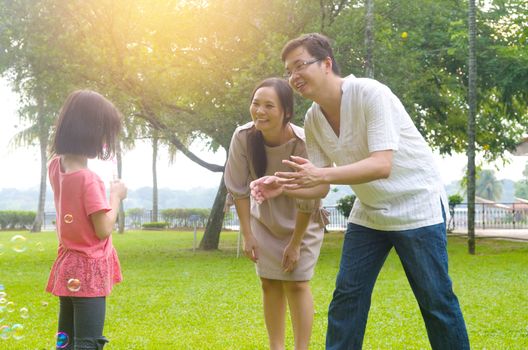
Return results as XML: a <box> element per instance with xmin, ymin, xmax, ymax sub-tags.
<box><xmin>247</xmin><ymin>78</ymin><xmax>294</xmax><ymax>178</ymax></box>
<box><xmin>281</xmin><ymin>33</ymin><xmax>340</xmax><ymax>76</ymax></box>
<box><xmin>52</xmin><ymin>90</ymin><xmax>122</xmax><ymax>160</ymax></box>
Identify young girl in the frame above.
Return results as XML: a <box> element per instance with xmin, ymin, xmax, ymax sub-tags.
<box><xmin>47</xmin><ymin>90</ymin><xmax>127</xmax><ymax>350</ymax></box>
<box><xmin>224</xmin><ymin>78</ymin><xmax>329</xmax><ymax>350</ymax></box>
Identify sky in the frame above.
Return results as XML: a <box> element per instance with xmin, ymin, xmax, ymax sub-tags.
<box><xmin>0</xmin><ymin>77</ymin><xmax>526</xmax><ymax>190</ymax></box>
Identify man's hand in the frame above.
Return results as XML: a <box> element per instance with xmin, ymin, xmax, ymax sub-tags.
<box><xmin>274</xmin><ymin>156</ymin><xmax>325</xmax><ymax>190</ymax></box>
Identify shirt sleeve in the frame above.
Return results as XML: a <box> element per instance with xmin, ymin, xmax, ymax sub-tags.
<box><xmin>84</xmin><ymin>175</ymin><xmax>111</xmax><ymax>216</ymax></box>
<box><xmin>304</xmin><ymin>113</ymin><xmax>332</xmax><ymax>168</ymax></box>
<box><xmin>224</xmin><ymin>129</ymin><xmax>251</xmax><ymax>199</ymax></box>
<box><xmin>363</xmin><ymin>86</ymin><xmax>400</xmax><ymax>152</ymax></box>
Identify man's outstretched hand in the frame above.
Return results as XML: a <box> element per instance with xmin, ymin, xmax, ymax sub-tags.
<box><xmin>274</xmin><ymin>156</ymin><xmax>324</xmax><ymax>190</ymax></box>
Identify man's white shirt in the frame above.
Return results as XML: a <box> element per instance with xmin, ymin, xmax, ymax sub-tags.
<box><xmin>304</xmin><ymin>75</ymin><xmax>449</xmax><ymax>231</ymax></box>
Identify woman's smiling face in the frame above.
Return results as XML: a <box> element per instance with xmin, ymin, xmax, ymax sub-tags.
<box><xmin>250</xmin><ymin>86</ymin><xmax>285</xmax><ymax>135</ymax></box>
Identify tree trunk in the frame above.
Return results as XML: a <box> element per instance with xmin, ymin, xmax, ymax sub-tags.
<box><xmin>199</xmin><ymin>173</ymin><xmax>228</xmax><ymax>250</ymax></box>
<box><xmin>467</xmin><ymin>0</ymin><xmax>477</xmax><ymax>254</ymax></box>
<box><xmin>364</xmin><ymin>0</ymin><xmax>375</xmax><ymax>78</ymax></box>
<box><xmin>117</xmin><ymin>143</ymin><xmax>125</xmax><ymax>233</ymax></box>
<box><xmin>152</xmin><ymin>131</ymin><xmax>159</xmax><ymax>222</ymax></box>
<box><xmin>31</xmin><ymin>99</ymin><xmax>48</xmax><ymax>233</ymax></box>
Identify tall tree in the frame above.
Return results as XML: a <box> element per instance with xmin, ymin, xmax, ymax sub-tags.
<box><xmin>514</xmin><ymin>162</ymin><xmax>528</xmax><ymax>199</ymax></box>
<box><xmin>0</xmin><ymin>0</ymin><xmax>75</xmax><ymax>232</ymax></box>
<box><xmin>467</xmin><ymin>0</ymin><xmax>477</xmax><ymax>254</ymax></box>
<box><xmin>364</xmin><ymin>0</ymin><xmax>375</xmax><ymax>78</ymax></box>
<box><xmin>151</xmin><ymin>129</ymin><xmax>159</xmax><ymax>222</ymax></box>
<box><xmin>116</xmin><ymin>142</ymin><xmax>125</xmax><ymax>233</ymax></box>
<box><xmin>9</xmin><ymin>94</ymin><xmax>54</xmax><ymax>232</ymax></box>
<box><xmin>476</xmin><ymin>169</ymin><xmax>502</xmax><ymax>201</ymax></box>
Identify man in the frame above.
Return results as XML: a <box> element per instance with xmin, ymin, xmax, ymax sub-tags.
<box><xmin>251</xmin><ymin>33</ymin><xmax>469</xmax><ymax>350</ymax></box>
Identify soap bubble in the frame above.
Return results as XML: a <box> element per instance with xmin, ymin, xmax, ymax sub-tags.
<box><xmin>67</xmin><ymin>279</ymin><xmax>81</xmax><ymax>292</ymax></box>
<box><xmin>56</xmin><ymin>332</ymin><xmax>69</xmax><ymax>349</ymax></box>
<box><xmin>20</xmin><ymin>307</ymin><xmax>29</xmax><ymax>319</ymax></box>
<box><xmin>6</xmin><ymin>301</ymin><xmax>15</xmax><ymax>313</ymax></box>
<box><xmin>64</xmin><ymin>214</ymin><xmax>74</xmax><ymax>224</ymax></box>
<box><xmin>11</xmin><ymin>323</ymin><xmax>24</xmax><ymax>340</ymax></box>
<box><xmin>36</xmin><ymin>241</ymin><xmax>45</xmax><ymax>252</ymax></box>
<box><xmin>10</xmin><ymin>235</ymin><xmax>27</xmax><ymax>253</ymax></box>
<box><xmin>0</xmin><ymin>325</ymin><xmax>10</xmax><ymax>340</ymax></box>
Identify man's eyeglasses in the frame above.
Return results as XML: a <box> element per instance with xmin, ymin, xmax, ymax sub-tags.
<box><xmin>284</xmin><ymin>58</ymin><xmax>322</xmax><ymax>78</ymax></box>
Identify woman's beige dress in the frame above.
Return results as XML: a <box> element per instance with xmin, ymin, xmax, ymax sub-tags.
<box><xmin>225</xmin><ymin>122</ymin><xmax>325</xmax><ymax>281</ymax></box>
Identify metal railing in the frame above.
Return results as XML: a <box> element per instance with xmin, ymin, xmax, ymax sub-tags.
<box><xmin>40</xmin><ymin>202</ymin><xmax>528</xmax><ymax>232</ymax></box>
<box><xmin>449</xmin><ymin>203</ymin><xmax>528</xmax><ymax>230</ymax></box>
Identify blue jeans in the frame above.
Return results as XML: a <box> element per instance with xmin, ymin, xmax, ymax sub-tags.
<box><xmin>326</xmin><ymin>218</ymin><xmax>469</xmax><ymax>350</ymax></box>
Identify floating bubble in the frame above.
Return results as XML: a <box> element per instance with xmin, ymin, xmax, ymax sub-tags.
<box><xmin>0</xmin><ymin>298</ymin><xmax>7</xmax><ymax>308</ymax></box>
<box><xmin>0</xmin><ymin>325</ymin><xmax>10</xmax><ymax>340</ymax></box>
<box><xmin>56</xmin><ymin>332</ymin><xmax>69</xmax><ymax>349</ymax></box>
<box><xmin>67</xmin><ymin>279</ymin><xmax>81</xmax><ymax>292</ymax></box>
<box><xmin>64</xmin><ymin>214</ymin><xmax>74</xmax><ymax>224</ymax></box>
<box><xmin>20</xmin><ymin>307</ymin><xmax>29</xmax><ymax>319</ymax></box>
<box><xmin>36</xmin><ymin>241</ymin><xmax>45</xmax><ymax>252</ymax></box>
<box><xmin>6</xmin><ymin>301</ymin><xmax>15</xmax><ymax>313</ymax></box>
<box><xmin>11</xmin><ymin>323</ymin><xmax>24</xmax><ymax>340</ymax></box>
<box><xmin>41</xmin><ymin>300</ymin><xmax>49</xmax><ymax>307</ymax></box>
<box><xmin>10</xmin><ymin>235</ymin><xmax>27</xmax><ymax>253</ymax></box>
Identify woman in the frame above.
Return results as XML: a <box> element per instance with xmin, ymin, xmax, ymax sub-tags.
<box><xmin>224</xmin><ymin>78</ymin><xmax>329</xmax><ymax>350</ymax></box>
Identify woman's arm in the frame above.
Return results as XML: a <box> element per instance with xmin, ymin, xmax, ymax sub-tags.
<box><xmin>234</xmin><ymin>197</ymin><xmax>259</xmax><ymax>262</ymax></box>
<box><xmin>282</xmin><ymin>211</ymin><xmax>311</xmax><ymax>272</ymax></box>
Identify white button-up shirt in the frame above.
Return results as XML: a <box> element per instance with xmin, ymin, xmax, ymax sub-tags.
<box><xmin>305</xmin><ymin>75</ymin><xmax>449</xmax><ymax>231</ymax></box>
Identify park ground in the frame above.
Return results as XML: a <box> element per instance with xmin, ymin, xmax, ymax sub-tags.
<box><xmin>0</xmin><ymin>230</ymin><xmax>527</xmax><ymax>349</ymax></box>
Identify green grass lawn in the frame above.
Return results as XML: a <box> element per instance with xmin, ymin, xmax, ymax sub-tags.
<box><xmin>0</xmin><ymin>230</ymin><xmax>527</xmax><ymax>349</ymax></box>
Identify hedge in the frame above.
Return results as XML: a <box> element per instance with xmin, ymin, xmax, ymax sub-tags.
<box><xmin>0</xmin><ymin>211</ymin><xmax>36</xmax><ymax>230</ymax></box>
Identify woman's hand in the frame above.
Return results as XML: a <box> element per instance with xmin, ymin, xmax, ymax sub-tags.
<box><xmin>250</xmin><ymin>176</ymin><xmax>284</xmax><ymax>204</ymax></box>
<box><xmin>282</xmin><ymin>241</ymin><xmax>301</xmax><ymax>273</ymax></box>
<box><xmin>243</xmin><ymin>234</ymin><xmax>259</xmax><ymax>263</ymax></box>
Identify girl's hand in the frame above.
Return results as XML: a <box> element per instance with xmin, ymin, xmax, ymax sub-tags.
<box><xmin>243</xmin><ymin>234</ymin><xmax>259</xmax><ymax>263</ymax></box>
<box><xmin>282</xmin><ymin>241</ymin><xmax>301</xmax><ymax>273</ymax></box>
<box><xmin>110</xmin><ymin>180</ymin><xmax>127</xmax><ymax>201</ymax></box>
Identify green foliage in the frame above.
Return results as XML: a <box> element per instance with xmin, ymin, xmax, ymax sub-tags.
<box><xmin>448</xmin><ymin>194</ymin><xmax>464</xmax><ymax>208</ymax></box>
<box><xmin>476</xmin><ymin>169</ymin><xmax>503</xmax><ymax>201</ymax></box>
<box><xmin>327</xmin><ymin>0</ymin><xmax>528</xmax><ymax>160</ymax></box>
<box><xmin>515</xmin><ymin>180</ymin><xmax>528</xmax><ymax>200</ymax></box>
<box><xmin>336</xmin><ymin>194</ymin><xmax>356</xmax><ymax>218</ymax></box>
<box><xmin>0</xmin><ymin>231</ymin><xmax>527</xmax><ymax>348</ymax></box>
<box><xmin>141</xmin><ymin>222</ymin><xmax>169</xmax><ymax>230</ymax></box>
<box><xmin>514</xmin><ymin>162</ymin><xmax>528</xmax><ymax>199</ymax></box>
<box><xmin>0</xmin><ymin>210</ymin><xmax>36</xmax><ymax>230</ymax></box>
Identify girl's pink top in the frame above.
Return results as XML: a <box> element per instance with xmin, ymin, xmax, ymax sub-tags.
<box><xmin>46</xmin><ymin>156</ymin><xmax>122</xmax><ymax>297</ymax></box>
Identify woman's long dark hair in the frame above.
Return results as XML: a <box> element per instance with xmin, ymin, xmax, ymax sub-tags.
<box><xmin>247</xmin><ymin>78</ymin><xmax>294</xmax><ymax>178</ymax></box>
